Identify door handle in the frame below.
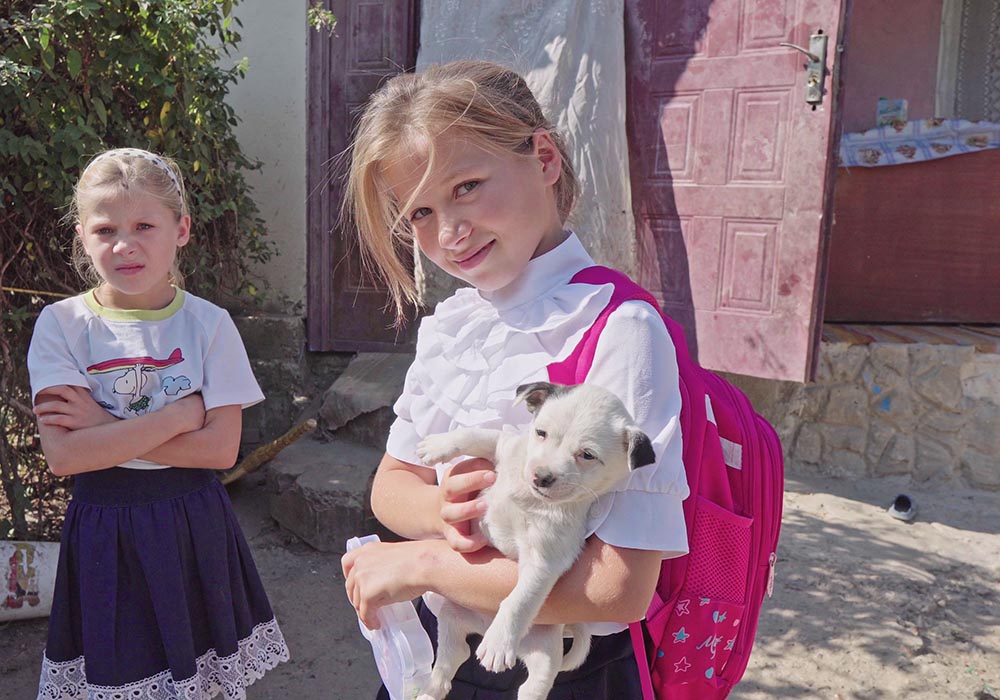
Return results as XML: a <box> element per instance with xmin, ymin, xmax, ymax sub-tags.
<box><xmin>779</xmin><ymin>42</ymin><xmax>820</xmax><ymax>63</ymax></box>
<box><xmin>780</xmin><ymin>30</ymin><xmax>829</xmax><ymax>107</ymax></box>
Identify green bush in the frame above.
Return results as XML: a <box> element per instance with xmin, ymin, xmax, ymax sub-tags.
<box><xmin>0</xmin><ymin>0</ymin><xmax>275</xmax><ymax>540</ymax></box>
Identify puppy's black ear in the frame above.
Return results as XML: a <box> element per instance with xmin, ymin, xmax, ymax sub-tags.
<box><xmin>515</xmin><ymin>382</ymin><xmax>562</xmax><ymax>414</ymax></box>
<box><xmin>626</xmin><ymin>428</ymin><xmax>656</xmax><ymax>470</ymax></box>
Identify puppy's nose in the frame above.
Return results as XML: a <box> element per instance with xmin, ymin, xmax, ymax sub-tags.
<box><xmin>533</xmin><ymin>471</ymin><xmax>556</xmax><ymax>489</ymax></box>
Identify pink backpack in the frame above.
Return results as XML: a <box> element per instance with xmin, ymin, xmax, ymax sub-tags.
<box><xmin>548</xmin><ymin>267</ymin><xmax>783</xmax><ymax>700</ymax></box>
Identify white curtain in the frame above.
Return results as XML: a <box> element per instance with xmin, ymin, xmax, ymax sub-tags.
<box><xmin>955</xmin><ymin>0</ymin><xmax>1000</xmax><ymax>121</ymax></box>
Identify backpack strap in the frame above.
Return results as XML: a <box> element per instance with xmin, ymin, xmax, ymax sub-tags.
<box><xmin>629</xmin><ymin>621</ymin><xmax>657</xmax><ymax>700</ymax></box>
<box><xmin>548</xmin><ymin>266</ymin><xmax>661</xmax><ymax>385</ymax></box>
<box><xmin>547</xmin><ymin>266</ymin><xmax>667</xmax><ymax>700</ymax></box>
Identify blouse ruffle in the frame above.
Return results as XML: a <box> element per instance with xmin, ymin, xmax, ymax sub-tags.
<box><xmin>388</xmin><ymin>282</ymin><xmax>614</xmax><ymax>464</ymax></box>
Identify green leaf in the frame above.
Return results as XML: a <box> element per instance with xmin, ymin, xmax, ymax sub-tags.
<box><xmin>92</xmin><ymin>96</ymin><xmax>107</xmax><ymax>127</ymax></box>
<box><xmin>159</xmin><ymin>100</ymin><xmax>173</xmax><ymax>127</ymax></box>
<box><xmin>67</xmin><ymin>49</ymin><xmax>83</xmax><ymax>79</ymax></box>
<box><xmin>41</xmin><ymin>46</ymin><xmax>55</xmax><ymax>71</ymax></box>
<box><xmin>39</xmin><ymin>27</ymin><xmax>50</xmax><ymax>51</ymax></box>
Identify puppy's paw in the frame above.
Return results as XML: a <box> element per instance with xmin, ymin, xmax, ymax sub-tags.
<box><xmin>416</xmin><ymin>433</ymin><xmax>460</xmax><ymax>466</ymax></box>
<box><xmin>417</xmin><ymin>670</ymin><xmax>452</xmax><ymax>700</ymax></box>
<box><xmin>476</xmin><ymin>624</ymin><xmax>518</xmax><ymax>673</ymax></box>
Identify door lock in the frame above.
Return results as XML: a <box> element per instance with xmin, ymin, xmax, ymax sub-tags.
<box><xmin>780</xmin><ymin>30</ymin><xmax>829</xmax><ymax>107</ymax></box>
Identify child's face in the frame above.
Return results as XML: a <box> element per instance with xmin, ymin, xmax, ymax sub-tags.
<box><xmin>383</xmin><ymin>131</ymin><xmax>566</xmax><ymax>293</ymax></box>
<box><xmin>76</xmin><ymin>189</ymin><xmax>190</xmax><ymax>310</ymax></box>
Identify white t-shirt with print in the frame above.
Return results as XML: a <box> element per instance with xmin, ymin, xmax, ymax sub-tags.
<box><xmin>27</xmin><ymin>288</ymin><xmax>264</xmax><ymax>470</ymax></box>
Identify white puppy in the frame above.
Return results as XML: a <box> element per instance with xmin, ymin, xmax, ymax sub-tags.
<box><xmin>415</xmin><ymin>382</ymin><xmax>656</xmax><ymax>700</ymax></box>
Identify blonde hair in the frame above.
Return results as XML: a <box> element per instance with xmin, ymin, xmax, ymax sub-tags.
<box><xmin>344</xmin><ymin>60</ymin><xmax>581</xmax><ymax>322</ymax></box>
<box><xmin>69</xmin><ymin>148</ymin><xmax>190</xmax><ymax>289</ymax></box>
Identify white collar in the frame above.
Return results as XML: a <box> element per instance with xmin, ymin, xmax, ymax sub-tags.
<box><xmin>480</xmin><ymin>231</ymin><xmax>595</xmax><ymax>311</ymax></box>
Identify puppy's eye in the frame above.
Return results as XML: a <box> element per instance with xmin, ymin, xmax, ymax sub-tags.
<box><xmin>580</xmin><ymin>450</ymin><xmax>596</xmax><ymax>461</ymax></box>
<box><xmin>535</xmin><ymin>428</ymin><xmax>547</xmax><ymax>439</ymax></box>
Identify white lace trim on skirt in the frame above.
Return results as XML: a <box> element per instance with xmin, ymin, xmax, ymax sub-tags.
<box><xmin>37</xmin><ymin>618</ymin><xmax>289</xmax><ymax>700</ymax></box>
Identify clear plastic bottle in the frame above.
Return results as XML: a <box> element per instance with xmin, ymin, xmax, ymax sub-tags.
<box><xmin>346</xmin><ymin>535</ymin><xmax>434</xmax><ymax>700</ymax></box>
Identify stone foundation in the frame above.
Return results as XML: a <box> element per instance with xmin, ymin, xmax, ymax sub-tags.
<box><xmin>234</xmin><ymin>313</ymin><xmax>307</xmax><ymax>445</ymax></box>
<box><xmin>726</xmin><ymin>340</ymin><xmax>1000</xmax><ymax>490</ymax></box>
<box><xmin>235</xmin><ymin>312</ymin><xmax>357</xmax><ymax>445</ymax></box>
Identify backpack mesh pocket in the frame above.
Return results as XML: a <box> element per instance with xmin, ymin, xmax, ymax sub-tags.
<box><xmin>684</xmin><ymin>497</ymin><xmax>752</xmax><ymax>603</ymax></box>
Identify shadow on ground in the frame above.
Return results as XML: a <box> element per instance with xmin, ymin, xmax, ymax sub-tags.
<box><xmin>735</xmin><ymin>475</ymin><xmax>1000</xmax><ymax>700</ymax></box>
<box><xmin>1</xmin><ymin>471</ymin><xmax>997</xmax><ymax>700</ymax></box>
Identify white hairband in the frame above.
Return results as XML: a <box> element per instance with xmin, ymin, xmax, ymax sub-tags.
<box><xmin>85</xmin><ymin>148</ymin><xmax>183</xmax><ymax>194</ymax></box>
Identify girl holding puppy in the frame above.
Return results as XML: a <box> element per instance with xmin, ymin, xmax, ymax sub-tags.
<box><xmin>341</xmin><ymin>60</ymin><xmax>689</xmax><ymax>699</ymax></box>
<box><xmin>27</xmin><ymin>148</ymin><xmax>288</xmax><ymax>699</ymax></box>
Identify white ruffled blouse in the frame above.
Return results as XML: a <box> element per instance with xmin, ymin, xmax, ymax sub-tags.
<box><xmin>387</xmin><ymin>233</ymin><xmax>690</xmax><ymax>566</ymax></box>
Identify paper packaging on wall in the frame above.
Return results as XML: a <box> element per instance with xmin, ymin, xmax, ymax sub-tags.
<box><xmin>0</xmin><ymin>541</ymin><xmax>59</xmax><ymax>621</ymax></box>
<box><xmin>876</xmin><ymin>98</ymin><xmax>908</xmax><ymax>126</ymax></box>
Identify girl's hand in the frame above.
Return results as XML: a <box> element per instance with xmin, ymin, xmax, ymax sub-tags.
<box><xmin>166</xmin><ymin>392</ymin><xmax>206</xmax><ymax>433</ymax></box>
<box><xmin>438</xmin><ymin>458</ymin><xmax>495</xmax><ymax>553</ymax></box>
<box><xmin>34</xmin><ymin>386</ymin><xmax>117</xmax><ymax>430</ymax></box>
<box><xmin>342</xmin><ymin>540</ymin><xmax>437</xmax><ymax>630</ymax></box>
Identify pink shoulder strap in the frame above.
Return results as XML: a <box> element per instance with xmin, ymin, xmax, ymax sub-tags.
<box><xmin>547</xmin><ymin>266</ymin><xmax>676</xmax><ymax>700</ymax></box>
<box><xmin>548</xmin><ymin>266</ymin><xmax>660</xmax><ymax>384</ymax></box>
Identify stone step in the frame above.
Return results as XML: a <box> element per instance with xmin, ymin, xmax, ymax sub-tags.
<box><xmin>319</xmin><ymin>352</ymin><xmax>412</xmax><ymax>446</ymax></box>
<box><xmin>263</xmin><ymin>435</ymin><xmax>393</xmax><ymax>552</ymax></box>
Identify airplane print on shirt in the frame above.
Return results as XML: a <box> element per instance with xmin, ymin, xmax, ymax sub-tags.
<box><xmin>86</xmin><ymin>348</ymin><xmax>188</xmax><ymax>414</ymax></box>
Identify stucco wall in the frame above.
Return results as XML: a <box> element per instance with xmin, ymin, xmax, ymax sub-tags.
<box><xmin>841</xmin><ymin>0</ymin><xmax>943</xmax><ymax>133</ymax></box>
<box><xmin>226</xmin><ymin>0</ymin><xmax>308</xmax><ymax>312</ymax></box>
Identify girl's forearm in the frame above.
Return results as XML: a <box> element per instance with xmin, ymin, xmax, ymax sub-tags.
<box><xmin>370</xmin><ymin>457</ymin><xmax>445</xmax><ymax>539</ymax></box>
<box><xmin>40</xmin><ymin>403</ymin><xmax>196</xmax><ymax>476</ymax></box>
<box><xmin>415</xmin><ymin>537</ymin><xmax>660</xmax><ymax>624</ymax></box>
<box><xmin>139</xmin><ymin>405</ymin><xmax>242</xmax><ymax>470</ymax></box>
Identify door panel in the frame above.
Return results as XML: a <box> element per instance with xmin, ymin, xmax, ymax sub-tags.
<box><xmin>626</xmin><ymin>0</ymin><xmax>848</xmax><ymax>381</ymax></box>
<box><xmin>307</xmin><ymin>0</ymin><xmax>419</xmax><ymax>351</ymax></box>
<box><xmin>826</xmin><ymin>148</ymin><xmax>1000</xmax><ymax>323</ymax></box>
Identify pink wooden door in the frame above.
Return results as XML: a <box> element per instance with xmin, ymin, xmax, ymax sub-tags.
<box><xmin>307</xmin><ymin>0</ymin><xmax>419</xmax><ymax>351</ymax></box>
<box><xmin>625</xmin><ymin>0</ymin><xmax>848</xmax><ymax>381</ymax></box>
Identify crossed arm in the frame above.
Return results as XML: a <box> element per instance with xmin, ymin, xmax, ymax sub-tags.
<box><xmin>341</xmin><ymin>453</ymin><xmax>661</xmax><ymax>631</ymax></box>
<box><xmin>34</xmin><ymin>385</ymin><xmax>243</xmax><ymax>476</ymax></box>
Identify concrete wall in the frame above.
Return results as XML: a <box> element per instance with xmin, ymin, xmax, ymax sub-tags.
<box><xmin>841</xmin><ymin>0</ymin><xmax>943</xmax><ymax>133</ymax></box>
<box><xmin>225</xmin><ymin>1</ymin><xmax>311</xmax><ymax>445</ymax></box>
<box><xmin>226</xmin><ymin>0</ymin><xmax>308</xmax><ymax>312</ymax></box>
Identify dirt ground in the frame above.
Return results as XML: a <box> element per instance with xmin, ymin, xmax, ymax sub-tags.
<box><xmin>2</xmin><ymin>469</ymin><xmax>998</xmax><ymax>700</ymax></box>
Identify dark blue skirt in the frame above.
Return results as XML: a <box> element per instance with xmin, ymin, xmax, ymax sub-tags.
<box><xmin>36</xmin><ymin>467</ymin><xmax>289</xmax><ymax>700</ymax></box>
<box><xmin>376</xmin><ymin>599</ymin><xmax>644</xmax><ymax>700</ymax></box>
